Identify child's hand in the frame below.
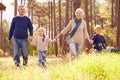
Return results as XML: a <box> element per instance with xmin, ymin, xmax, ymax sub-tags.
<box><xmin>29</xmin><ymin>36</ymin><xmax>33</xmax><ymax>41</ymax></box>
<box><xmin>55</xmin><ymin>33</ymin><xmax>62</xmax><ymax>40</ymax></box>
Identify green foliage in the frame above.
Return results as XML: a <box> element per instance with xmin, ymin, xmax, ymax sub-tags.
<box><xmin>48</xmin><ymin>53</ymin><xmax>120</xmax><ymax>80</ymax></box>
<box><xmin>28</xmin><ymin>43</ymin><xmax>38</xmax><ymax>56</ymax></box>
<box><xmin>0</xmin><ymin>19</ymin><xmax>12</xmax><ymax>56</ymax></box>
<box><xmin>1</xmin><ymin>53</ymin><xmax>120</xmax><ymax>80</ymax></box>
<box><xmin>57</xmin><ymin>45</ymin><xmax>62</xmax><ymax>54</ymax></box>
<box><xmin>48</xmin><ymin>44</ymin><xmax>54</xmax><ymax>55</ymax></box>
<box><xmin>102</xmin><ymin>26</ymin><xmax>116</xmax><ymax>46</ymax></box>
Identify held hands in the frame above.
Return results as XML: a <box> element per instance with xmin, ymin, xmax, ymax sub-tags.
<box><xmin>53</xmin><ymin>39</ymin><xmax>56</xmax><ymax>42</ymax></box>
<box><xmin>8</xmin><ymin>40</ymin><xmax>12</xmax><ymax>45</ymax></box>
<box><xmin>55</xmin><ymin>33</ymin><xmax>62</xmax><ymax>40</ymax></box>
<box><xmin>88</xmin><ymin>38</ymin><xmax>93</xmax><ymax>44</ymax></box>
<box><xmin>29</xmin><ymin>36</ymin><xmax>33</xmax><ymax>41</ymax></box>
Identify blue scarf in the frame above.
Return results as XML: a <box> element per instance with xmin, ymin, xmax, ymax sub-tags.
<box><xmin>69</xmin><ymin>18</ymin><xmax>82</xmax><ymax>38</ymax></box>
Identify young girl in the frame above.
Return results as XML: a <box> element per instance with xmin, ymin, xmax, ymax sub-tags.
<box><xmin>32</xmin><ymin>27</ymin><xmax>56</xmax><ymax>67</ymax></box>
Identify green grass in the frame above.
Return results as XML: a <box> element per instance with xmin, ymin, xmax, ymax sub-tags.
<box><xmin>0</xmin><ymin>53</ymin><xmax>120</xmax><ymax>80</ymax></box>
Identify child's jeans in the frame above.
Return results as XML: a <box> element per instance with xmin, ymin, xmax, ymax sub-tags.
<box><xmin>69</xmin><ymin>43</ymin><xmax>82</xmax><ymax>61</ymax></box>
<box><xmin>38</xmin><ymin>50</ymin><xmax>47</xmax><ymax>66</ymax></box>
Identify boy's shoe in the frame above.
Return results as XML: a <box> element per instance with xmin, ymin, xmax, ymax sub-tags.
<box><xmin>23</xmin><ymin>60</ymin><xmax>27</xmax><ymax>66</ymax></box>
<box><xmin>15</xmin><ymin>62</ymin><xmax>20</xmax><ymax>67</ymax></box>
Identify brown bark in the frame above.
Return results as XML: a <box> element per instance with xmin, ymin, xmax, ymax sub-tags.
<box><xmin>116</xmin><ymin>0</ymin><xmax>120</xmax><ymax>48</ymax></box>
<box><xmin>72</xmin><ymin>0</ymin><xmax>81</xmax><ymax>18</ymax></box>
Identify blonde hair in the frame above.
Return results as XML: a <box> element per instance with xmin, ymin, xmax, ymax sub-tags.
<box><xmin>94</xmin><ymin>25</ymin><xmax>102</xmax><ymax>30</ymax></box>
<box><xmin>75</xmin><ymin>8</ymin><xmax>85</xmax><ymax>18</ymax></box>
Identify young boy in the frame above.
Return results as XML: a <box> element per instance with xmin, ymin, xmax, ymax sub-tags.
<box><xmin>91</xmin><ymin>25</ymin><xmax>106</xmax><ymax>52</ymax></box>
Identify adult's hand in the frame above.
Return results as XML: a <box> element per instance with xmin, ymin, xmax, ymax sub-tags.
<box><xmin>55</xmin><ymin>33</ymin><xmax>62</xmax><ymax>40</ymax></box>
<box><xmin>8</xmin><ymin>40</ymin><xmax>12</xmax><ymax>45</ymax></box>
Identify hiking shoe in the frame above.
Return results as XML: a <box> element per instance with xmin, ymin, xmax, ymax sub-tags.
<box><xmin>15</xmin><ymin>62</ymin><xmax>20</xmax><ymax>67</ymax></box>
<box><xmin>23</xmin><ymin>60</ymin><xmax>27</xmax><ymax>66</ymax></box>
<box><xmin>42</xmin><ymin>62</ymin><xmax>46</xmax><ymax>67</ymax></box>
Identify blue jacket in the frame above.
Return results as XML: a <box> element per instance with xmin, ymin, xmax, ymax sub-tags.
<box><xmin>92</xmin><ymin>34</ymin><xmax>106</xmax><ymax>51</ymax></box>
<box><xmin>8</xmin><ymin>16</ymin><xmax>33</xmax><ymax>40</ymax></box>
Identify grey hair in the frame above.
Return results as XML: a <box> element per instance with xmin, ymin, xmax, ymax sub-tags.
<box><xmin>75</xmin><ymin>8</ymin><xmax>85</xmax><ymax>18</ymax></box>
<box><xmin>17</xmin><ymin>4</ymin><xmax>25</xmax><ymax>10</ymax></box>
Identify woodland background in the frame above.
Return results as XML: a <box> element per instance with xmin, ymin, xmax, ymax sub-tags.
<box><xmin>0</xmin><ymin>0</ymin><xmax>120</xmax><ymax>56</ymax></box>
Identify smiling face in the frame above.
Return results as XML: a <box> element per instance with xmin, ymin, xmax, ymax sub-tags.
<box><xmin>18</xmin><ymin>5</ymin><xmax>26</xmax><ymax>16</ymax></box>
<box><xmin>94</xmin><ymin>25</ymin><xmax>102</xmax><ymax>34</ymax></box>
<box><xmin>38</xmin><ymin>29</ymin><xmax>44</xmax><ymax>36</ymax></box>
<box><xmin>38</xmin><ymin>28</ymin><xmax>45</xmax><ymax>37</ymax></box>
<box><xmin>75</xmin><ymin>8</ymin><xmax>84</xmax><ymax>20</ymax></box>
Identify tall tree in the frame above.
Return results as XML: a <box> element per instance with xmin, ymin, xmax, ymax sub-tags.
<box><xmin>65</xmin><ymin>0</ymin><xmax>69</xmax><ymax>26</ymax></box>
<box><xmin>48</xmin><ymin>1</ymin><xmax>51</xmax><ymax>37</ymax></box>
<box><xmin>70</xmin><ymin>0</ymin><xmax>73</xmax><ymax>20</ymax></box>
<box><xmin>84</xmin><ymin>0</ymin><xmax>91</xmax><ymax>52</ymax></box>
<box><xmin>93</xmin><ymin>0</ymin><xmax>96</xmax><ymax>26</ymax></box>
<box><xmin>61</xmin><ymin>0</ymin><xmax>70</xmax><ymax>57</ymax></box>
<box><xmin>14</xmin><ymin>0</ymin><xmax>17</xmax><ymax>16</ymax></box>
<box><xmin>72</xmin><ymin>0</ymin><xmax>81</xmax><ymax>18</ymax></box>
<box><xmin>116</xmin><ymin>0</ymin><xmax>120</xmax><ymax>48</ymax></box>
<box><xmin>84</xmin><ymin>0</ymin><xmax>90</xmax><ymax>34</ymax></box>
<box><xmin>50</xmin><ymin>1</ymin><xmax>53</xmax><ymax>39</ymax></box>
<box><xmin>0</xmin><ymin>2</ymin><xmax>6</xmax><ymax>49</ymax></box>
<box><xmin>111</xmin><ymin>0</ymin><xmax>114</xmax><ymax>27</ymax></box>
<box><xmin>58</xmin><ymin>0</ymin><xmax>62</xmax><ymax>46</ymax></box>
<box><xmin>53</xmin><ymin>0</ymin><xmax>58</xmax><ymax>56</ymax></box>
<box><xmin>90</xmin><ymin>0</ymin><xmax>93</xmax><ymax>34</ymax></box>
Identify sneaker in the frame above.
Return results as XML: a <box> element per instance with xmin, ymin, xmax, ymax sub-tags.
<box><xmin>23</xmin><ymin>60</ymin><xmax>27</xmax><ymax>66</ymax></box>
<box><xmin>42</xmin><ymin>62</ymin><xmax>46</xmax><ymax>67</ymax></box>
<box><xmin>38</xmin><ymin>63</ymin><xmax>42</xmax><ymax>67</ymax></box>
<box><xmin>15</xmin><ymin>62</ymin><xmax>20</xmax><ymax>67</ymax></box>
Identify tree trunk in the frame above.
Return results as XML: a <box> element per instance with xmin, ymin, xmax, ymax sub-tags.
<box><xmin>61</xmin><ymin>0</ymin><xmax>70</xmax><ymax>57</ymax></box>
<box><xmin>65</xmin><ymin>0</ymin><xmax>69</xmax><ymax>26</ymax></box>
<box><xmin>84</xmin><ymin>0</ymin><xmax>92</xmax><ymax>53</ymax></box>
<box><xmin>38</xmin><ymin>16</ymin><xmax>40</xmax><ymax>28</ymax></box>
<box><xmin>48</xmin><ymin>1</ymin><xmax>51</xmax><ymax>38</ymax></box>
<box><xmin>0</xmin><ymin>11</ymin><xmax>2</xmax><ymax>49</ymax></box>
<box><xmin>58</xmin><ymin>0</ymin><xmax>62</xmax><ymax>46</ymax></box>
<box><xmin>72</xmin><ymin>0</ymin><xmax>81</xmax><ymax>18</ymax></box>
<box><xmin>84</xmin><ymin>0</ymin><xmax>90</xmax><ymax>34</ymax></box>
<box><xmin>70</xmin><ymin>0</ymin><xmax>73</xmax><ymax>20</ymax></box>
<box><xmin>14</xmin><ymin>0</ymin><xmax>17</xmax><ymax>16</ymax></box>
<box><xmin>50</xmin><ymin>1</ymin><xmax>53</xmax><ymax>39</ymax></box>
<box><xmin>53</xmin><ymin>0</ymin><xmax>58</xmax><ymax>56</ymax></box>
<box><xmin>116</xmin><ymin>0</ymin><xmax>120</xmax><ymax>48</ymax></box>
<box><xmin>111</xmin><ymin>0</ymin><xmax>114</xmax><ymax>27</ymax></box>
<box><xmin>93</xmin><ymin>0</ymin><xmax>96</xmax><ymax>26</ymax></box>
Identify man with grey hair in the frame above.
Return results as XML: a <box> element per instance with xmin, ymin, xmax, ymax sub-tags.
<box><xmin>8</xmin><ymin>4</ymin><xmax>33</xmax><ymax>67</ymax></box>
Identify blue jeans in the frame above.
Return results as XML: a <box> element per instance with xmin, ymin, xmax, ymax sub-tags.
<box><xmin>38</xmin><ymin>50</ymin><xmax>47</xmax><ymax>65</ymax></box>
<box><xmin>13</xmin><ymin>38</ymin><xmax>28</xmax><ymax>64</ymax></box>
<box><xmin>69</xmin><ymin>43</ymin><xmax>82</xmax><ymax>61</ymax></box>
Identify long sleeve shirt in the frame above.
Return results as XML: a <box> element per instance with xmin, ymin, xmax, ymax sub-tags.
<box><xmin>8</xmin><ymin>16</ymin><xmax>33</xmax><ymax>40</ymax></box>
<box><xmin>92</xmin><ymin>34</ymin><xmax>106</xmax><ymax>51</ymax></box>
<box><xmin>60</xmin><ymin>19</ymin><xmax>89</xmax><ymax>47</ymax></box>
<box><xmin>32</xmin><ymin>36</ymin><xmax>55</xmax><ymax>51</ymax></box>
